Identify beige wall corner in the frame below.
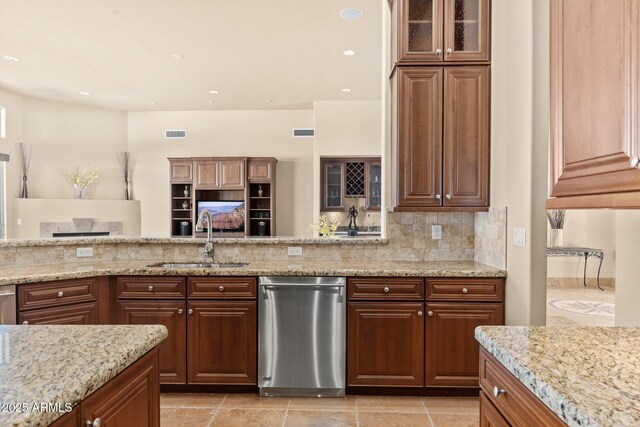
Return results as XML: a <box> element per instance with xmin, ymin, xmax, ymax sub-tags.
<box><xmin>615</xmin><ymin>211</ymin><xmax>640</xmax><ymax>326</ymax></box>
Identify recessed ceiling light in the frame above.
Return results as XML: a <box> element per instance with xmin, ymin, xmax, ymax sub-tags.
<box><xmin>265</xmin><ymin>99</ymin><xmax>272</xmax><ymax>103</ymax></box>
<box><xmin>339</xmin><ymin>8</ymin><xmax>364</xmax><ymax>20</ymax></box>
<box><xmin>209</xmin><ymin>90</ymin><xmax>219</xmax><ymax>95</ymax></box>
<box><xmin>3</xmin><ymin>55</ymin><xmax>20</xmax><ymax>62</ymax></box>
<box><xmin>151</xmin><ymin>102</ymin><xmax>158</xmax><ymax>105</ymax></box>
<box><xmin>343</xmin><ymin>50</ymin><xmax>356</xmax><ymax>56</ymax></box>
<box><xmin>171</xmin><ymin>53</ymin><xmax>184</xmax><ymax>59</ymax></box>
<box><xmin>341</xmin><ymin>88</ymin><xmax>352</xmax><ymax>93</ymax></box>
<box><xmin>80</xmin><ymin>91</ymin><xmax>91</xmax><ymax>96</ymax></box>
<box><xmin>208</xmin><ymin>100</ymin><xmax>215</xmax><ymax>104</ymax></box>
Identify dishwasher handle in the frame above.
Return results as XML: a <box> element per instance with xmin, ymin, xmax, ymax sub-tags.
<box><xmin>260</xmin><ymin>284</ymin><xmax>343</xmax><ymax>297</ymax></box>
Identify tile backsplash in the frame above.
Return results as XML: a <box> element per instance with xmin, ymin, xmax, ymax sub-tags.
<box><xmin>474</xmin><ymin>207</ymin><xmax>508</xmax><ymax>269</ymax></box>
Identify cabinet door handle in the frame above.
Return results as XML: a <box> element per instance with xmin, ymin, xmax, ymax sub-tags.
<box><xmin>22</xmin><ymin>321</ymin><xmax>29</xmax><ymax>325</ymax></box>
<box><xmin>219</xmin><ymin>286</ymin><xmax>225</xmax><ymax>292</ymax></box>
<box><xmin>435</xmin><ymin>194</ymin><xmax>441</xmax><ymax>200</ymax></box>
<box><xmin>435</xmin><ymin>48</ymin><xmax>442</xmax><ymax>55</ymax></box>
<box><xmin>445</xmin><ymin>194</ymin><xmax>451</xmax><ymax>200</ymax></box>
<box><xmin>493</xmin><ymin>386</ymin><xmax>507</xmax><ymax>397</ymax></box>
<box><xmin>85</xmin><ymin>418</ymin><xmax>101</xmax><ymax>427</ymax></box>
<box><xmin>447</xmin><ymin>48</ymin><xmax>453</xmax><ymax>54</ymax></box>
<box><xmin>383</xmin><ymin>287</ymin><xmax>390</xmax><ymax>293</ymax></box>
<box><xmin>417</xmin><ymin>311</ymin><xmax>423</xmax><ymax>317</ymax></box>
<box><xmin>427</xmin><ymin>311</ymin><xmax>434</xmax><ymax>317</ymax></box>
<box><xmin>57</xmin><ymin>291</ymin><xmax>64</xmax><ymax>298</ymax></box>
<box><xmin>188</xmin><ymin>309</ymin><xmax>194</xmax><ymax>315</ymax></box>
<box><xmin>630</xmin><ymin>155</ymin><xmax>640</xmax><ymax>169</ymax></box>
<box><xmin>148</xmin><ymin>285</ymin><xmax>154</xmax><ymax>292</ymax></box>
<box><xmin>178</xmin><ymin>309</ymin><xmax>184</xmax><ymax>315</ymax></box>
<box><xmin>462</xmin><ymin>288</ymin><xmax>468</xmax><ymax>294</ymax></box>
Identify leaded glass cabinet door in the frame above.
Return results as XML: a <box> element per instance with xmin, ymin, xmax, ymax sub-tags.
<box><xmin>443</xmin><ymin>0</ymin><xmax>490</xmax><ymax>61</ymax></box>
<box><xmin>366</xmin><ymin>161</ymin><xmax>382</xmax><ymax>211</ymax></box>
<box><xmin>399</xmin><ymin>0</ymin><xmax>443</xmax><ymax>62</ymax></box>
<box><xmin>322</xmin><ymin>161</ymin><xmax>345</xmax><ymax>211</ymax></box>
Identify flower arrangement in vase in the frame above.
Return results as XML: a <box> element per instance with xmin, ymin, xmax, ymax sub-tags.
<box><xmin>64</xmin><ymin>167</ymin><xmax>100</xmax><ymax>199</ymax></box>
<box><xmin>310</xmin><ymin>215</ymin><xmax>340</xmax><ymax>238</ymax></box>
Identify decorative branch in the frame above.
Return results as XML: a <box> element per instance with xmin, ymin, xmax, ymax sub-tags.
<box><xmin>15</xmin><ymin>143</ymin><xmax>31</xmax><ymax>198</ymax></box>
<box><xmin>546</xmin><ymin>209</ymin><xmax>567</xmax><ymax>229</ymax></box>
<box><xmin>117</xmin><ymin>151</ymin><xmax>131</xmax><ymax>200</ymax></box>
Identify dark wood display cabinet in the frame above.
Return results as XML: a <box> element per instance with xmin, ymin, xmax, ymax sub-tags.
<box><xmin>394</xmin><ymin>0</ymin><xmax>491</xmax><ymax>64</ymax></box>
<box><xmin>320</xmin><ymin>157</ymin><xmax>382</xmax><ymax>212</ymax></box>
<box><xmin>168</xmin><ymin>157</ymin><xmax>277</xmax><ymax>237</ymax></box>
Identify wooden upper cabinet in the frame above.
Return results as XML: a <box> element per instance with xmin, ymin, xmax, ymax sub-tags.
<box><xmin>397</xmin><ymin>0</ymin><xmax>490</xmax><ymax>64</ymax></box>
<box><xmin>443</xmin><ymin>67</ymin><xmax>490</xmax><ymax>207</ymax></box>
<box><xmin>549</xmin><ymin>0</ymin><xmax>640</xmax><ymax>208</ymax></box>
<box><xmin>194</xmin><ymin>159</ymin><xmax>246</xmax><ymax>190</ymax></box>
<box><xmin>218</xmin><ymin>159</ymin><xmax>246</xmax><ymax>189</ymax></box>
<box><xmin>194</xmin><ymin>160</ymin><xmax>220</xmax><ymax>190</ymax></box>
<box><xmin>397</xmin><ymin>67</ymin><xmax>443</xmax><ymax>207</ymax></box>
<box><xmin>248</xmin><ymin>158</ymin><xmax>277</xmax><ymax>183</ymax></box>
<box><xmin>169</xmin><ymin>159</ymin><xmax>193</xmax><ymax>183</ymax></box>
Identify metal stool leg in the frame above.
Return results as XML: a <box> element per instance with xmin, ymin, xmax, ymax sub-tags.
<box><xmin>596</xmin><ymin>257</ymin><xmax>604</xmax><ymax>291</ymax></box>
<box><xmin>583</xmin><ymin>255</ymin><xmax>588</xmax><ymax>287</ymax></box>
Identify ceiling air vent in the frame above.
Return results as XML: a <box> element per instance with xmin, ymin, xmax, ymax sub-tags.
<box><xmin>293</xmin><ymin>128</ymin><xmax>314</xmax><ymax>138</ymax></box>
<box><xmin>165</xmin><ymin>129</ymin><xmax>187</xmax><ymax>139</ymax></box>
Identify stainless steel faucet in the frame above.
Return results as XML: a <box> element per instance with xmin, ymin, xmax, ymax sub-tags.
<box><xmin>195</xmin><ymin>209</ymin><xmax>214</xmax><ymax>261</ymax></box>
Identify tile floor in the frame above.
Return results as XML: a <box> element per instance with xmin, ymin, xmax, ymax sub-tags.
<box><xmin>546</xmin><ymin>283</ymin><xmax>615</xmax><ymax>326</ymax></box>
<box><xmin>160</xmin><ymin>394</ymin><xmax>480</xmax><ymax>427</ymax></box>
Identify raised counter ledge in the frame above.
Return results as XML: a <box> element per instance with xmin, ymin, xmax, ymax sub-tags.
<box><xmin>0</xmin><ymin>236</ymin><xmax>387</xmax><ymax>248</ymax></box>
<box><xmin>475</xmin><ymin>326</ymin><xmax>640</xmax><ymax>427</ymax></box>
<box><xmin>0</xmin><ymin>259</ymin><xmax>506</xmax><ymax>286</ymax></box>
<box><xmin>0</xmin><ymin>324</ymin><xmax>167</xmax><ymax>427</ymax></box>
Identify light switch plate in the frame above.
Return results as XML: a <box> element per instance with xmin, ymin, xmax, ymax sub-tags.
<box><xmin>432</xmin><ymin>225</ymin><xmax>442</xmax><ymax>240</ymax></box>
<box><xmin>288</xmin><ymin>247</ymin><xmax>302</xmax><ymax>256</ymax></box>
<box><xmin>76</xmin><ymin>247</ymin><xmax>94</xmax><ymax>258</ymax></box>
<box><xmin>513</xmin><ymin>227</ymin><xmax>526</xmax><ymax>248</ymax></box>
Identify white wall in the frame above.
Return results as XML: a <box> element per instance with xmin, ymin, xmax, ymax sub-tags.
<box><xmin>615</xmin><ymin>211</ymin><xmax>640</xmax><ymax>326</ymax></box>
<box><xmin>491</xmin><ymin>0</ymin><xmax>549</xmax><ymax>326</ymax></box>
<box><xmin>312</xmin><ymin>100</ymin><xmax>383</xmax><ymax>225</ymax></box>
<box><xmin>0</xmin><ymin>87</ymin><xmax>130</xmax><ymax>238</ymax></box>
<box><xmin>127</xmin><ymin>110</ymin><xmax>315</xmax><ymax>237</ymax></box>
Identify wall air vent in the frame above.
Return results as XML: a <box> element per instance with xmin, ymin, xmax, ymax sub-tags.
<box><xmin>293</xmin><ymin>128</ymin><xmax>314</xmax><ymax>138</ymax></box>
<box><xmin>165</xmin><ymin>129</ymin><xmax>187</xmax><ymax>139</ymax></box>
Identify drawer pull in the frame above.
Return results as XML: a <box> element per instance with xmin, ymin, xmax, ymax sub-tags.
<box><xmin>493</xmin><ymin>386</ymin><xmax>507</xmax><ymax>397</ymax></box>
<box><xmin>417</xmin><ymin>311</ymin><xmax>423</xmax><ymax>317</ymax></box>
<box><xmin>188</xmin><ymin>309</ymin><xmax>194</xmax><ymax>315</ymax></box>
<box><xmin>383</xmin><ymin>287</ymin><xmax>390</xmax><ymax>293</ymax></box>
<box><xmin>22</xmin><ymin>321</ymin><xmax>29</xmax><ymax>325</ymax></box>
<box><xmin>148</xmin><ymin>285</ymin><xmax>154</xmax><ymax>292</ymax></box>
<box><xmin>427</xmin><ymin>311</ymin><xmax>434</xmax><ymax>317</ymax></box>
<box><xmin>462</xmin><ymin>288</ymin><xmax>468</xmax><ymax>294</ymax></box>
<box><xmin>178</xmin><ymin>309</ymin><xmax>184</xmax><ymax>315</ymax></box>
<box><xmin>57</xmin><ymin>291</ymin><xmax>64</xmax><ymax>298</ymax></box>
<box><xmin>219</xmin><ymin>286</ymin><xmax>225</xmax><ymax>292</ymax></box>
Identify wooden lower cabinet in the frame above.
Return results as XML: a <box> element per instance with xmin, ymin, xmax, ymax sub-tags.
<box><xmin>187</xmin><ymin>300</ymin><xmax>257</xmax><ymax>385</ymax></box>
<box><xmin>480</xmin><ymin>391</ymin><xmax>510</xmax><ymax>427</ymax></box>
<box><xmin>426</xmin><ymin>302</ymin><xmax>503</xmax><ymax>387</ymax></box>
<box><xmin>118</xmin><ymin>300</ymin><xmax>187</xmax><ymax>384</ymax></box>
<box><xmin>19</xmin><ymin>302</ymin><xmax>97</xmax><ymax>325</ymax></box>
<box><xmin>348</xmin><ymin>302</ymin><xmax>425</xmax><ymax>387</ymax></box>
<box><xmin>53</xmin><ymin>348</ymin><xmax>160</xmax><ymax>427</ymax></box>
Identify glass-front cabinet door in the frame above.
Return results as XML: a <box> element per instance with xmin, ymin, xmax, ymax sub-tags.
<box><xmin>443</xmin><ymin>0</ymin><xmax>490</xmax><ymax>61</ymax></box>
<box><xmin>322</xmin><ymin>162</ymin><xmax>344</xmax><ymax>211</ymax></box>
<box><xmin>366</xmin><ymin>162</ymin><xmax>382</xmax><ymax>211</ymax></box>
<box><xmin>399</xmin><ymin>0</ymin><xmax>443</xmax><ymax>62</ymax></box>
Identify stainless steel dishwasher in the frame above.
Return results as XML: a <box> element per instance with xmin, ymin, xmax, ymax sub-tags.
<box><xmin>258</xmin><ymin>276</ymin><xmax>346</xmax><ymax>397</ymax></box>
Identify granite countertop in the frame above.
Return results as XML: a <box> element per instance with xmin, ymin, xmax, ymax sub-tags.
<box><xmin>0</xmin><ymin>259</ymin><xmax>505</xmax><ymax>286</ymax></box>
<box><xmin>475</xmin><ymin>326</ymin><xmax>640</xmax><ymax>427</ymax></box>
<box><xmin>0</xmin><ymin>324</ymin><xmax>167</xmax><ymax>427</ymax></box>
<box><xmin>0</xmin><ymin>235</ymin><xmax>387</xmax><ymax>248</ymax></box>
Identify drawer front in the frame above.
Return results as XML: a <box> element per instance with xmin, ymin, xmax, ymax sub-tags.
<box><xmin>117</xmin><ymin>276</ymin><xmax>186</xmax><ymax>299</ymax></box>
<box><xmin>479</xmin><ymin>348</ymin><xmax>565</xmax><ymax>427</ymax></box>
<box><xmin>348</xmin><ymin>278</ymin><xmax>424</xmax><ymax>301</ymax></box>
<box><xmin>188</xmin><ymin>277</ymin><xmax>257</xmax><ymax>299</ymax></box>
<box><xmin>427</xmin><ymin>278</ymin><xmax>504</xmax><ymax>302</ymax></box>
<box><xmin>19</xmin><ymin>302</ymin><xmax>98</xmax><ymax>325</ymax></box>
<box><xmin>18</xmin><ymin>278</ymin><xmax>98</xmax><ymax>311</ymax></box>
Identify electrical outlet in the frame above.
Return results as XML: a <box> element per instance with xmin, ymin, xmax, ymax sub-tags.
<box><xmin>432</xmin><ymin>225</ymin><xmax>442</xmax><ymax>240</ymax></box>
<box><xmin>513</xmin><ymin>227</ymin><xmax>526</xmax><ymax>248</ymax></box>
<box><xmin>16</xmin><ymin>218</ymin><xmax>22</xmax><ymax>225</ymax></box>
<box><xmin>76</xmin><ymin>247</ymin><xmax>94</xmax><ymax>258</ymax></box>
<box><xmin>288</xmin><ymin>247</ymin><xmax>302</xmax><ymax>257</ymax></box>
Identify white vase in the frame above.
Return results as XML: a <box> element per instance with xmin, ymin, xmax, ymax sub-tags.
<box><xmin>550</xmin><ymin>229</ymin><xmax>563</xmax><ymax>248</ymax></box>
<box><xmin>73</xmin><ymin>184</ymin><xmax>85</xmax><ymax>199</ymax></box>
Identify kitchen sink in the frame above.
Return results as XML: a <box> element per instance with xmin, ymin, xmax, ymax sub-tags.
<box><xmin>147</xmin><ymin>262</ymin><xmax>250</xmax><ymax>269</ymax></box>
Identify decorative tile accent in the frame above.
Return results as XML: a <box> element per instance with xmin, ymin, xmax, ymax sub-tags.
<box><xmin>39</xmin><ymin>221</ymin><xmax>123</xmax><ymax>238</ymax></box>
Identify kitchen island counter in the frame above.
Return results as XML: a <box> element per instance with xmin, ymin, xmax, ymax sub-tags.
<box><xmin>0</xmin><ymin>324</ymin><xmax>167</xmax><ymax>426</ymax></box>
<box><xmin>476</xmin><ymin>326</ymin><xmax>640</xmax><ymax>427</ymax></box>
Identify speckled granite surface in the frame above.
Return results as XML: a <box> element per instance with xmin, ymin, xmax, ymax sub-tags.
<box><xmin>0</xmin><ymin>236</ymin><xmax>386</xmax><ymax>248</ymax></box>
<box><xmin>0</xmin><ymin>259</ymin><xmax>505</xmax><ymax>285</ymax></box>
<box><xmin>0</xmin><ymin>325</ymin><xmax>167</xmax><ymax>427</ymax></box>
<box><xmin>475</xmin><ymin>326</ymin><xmax>640</xmax><ymax>427</ymax></box>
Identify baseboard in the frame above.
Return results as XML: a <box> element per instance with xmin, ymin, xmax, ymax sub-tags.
<box><xmin>547</xmin><ymin>277</ymin><xmax>615</xmax><ymax>290</ymax></box>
